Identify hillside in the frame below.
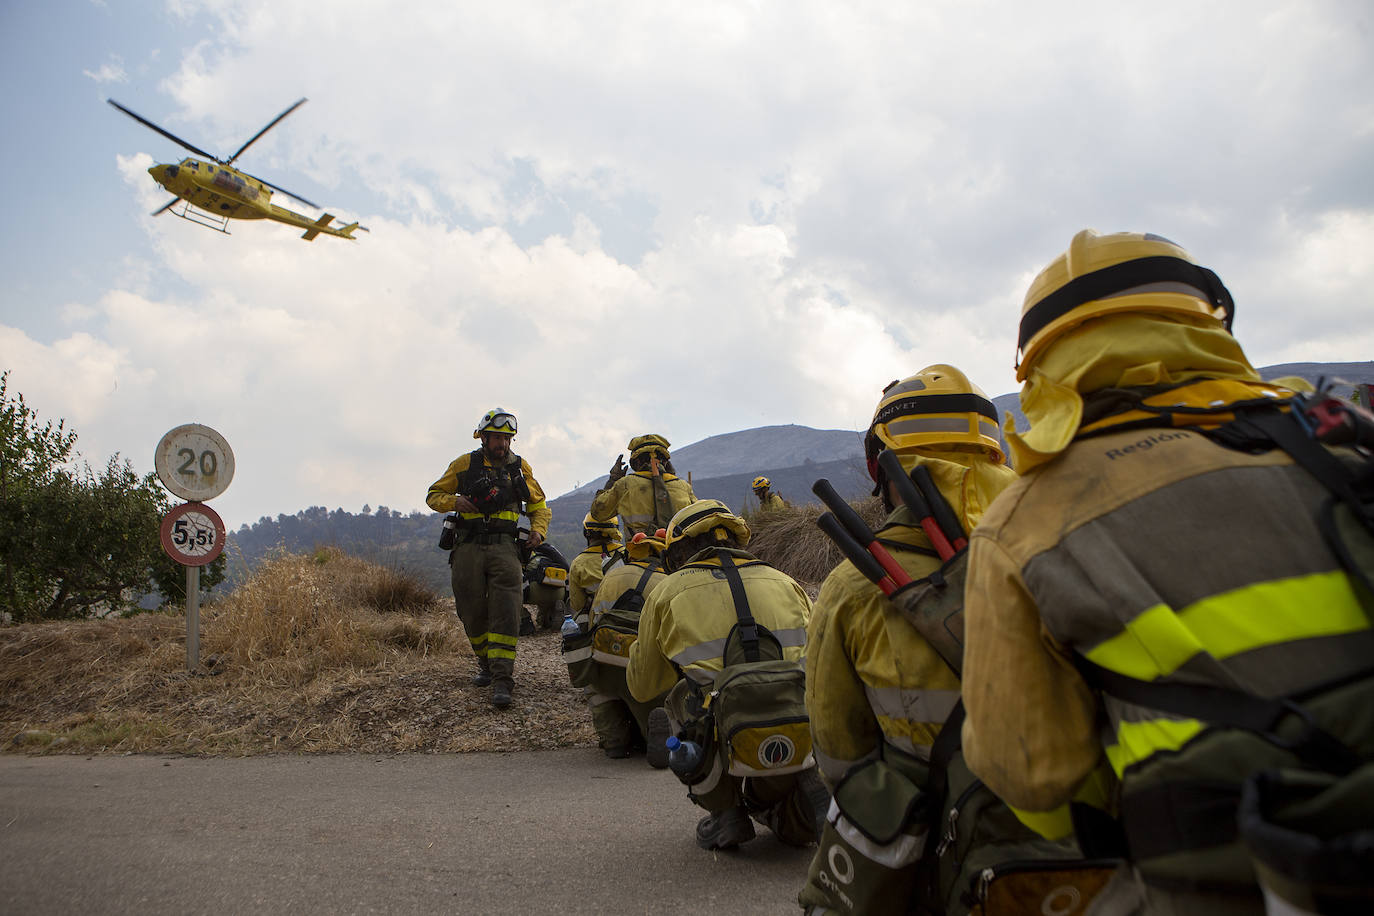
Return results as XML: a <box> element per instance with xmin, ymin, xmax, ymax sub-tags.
<box><xmin>228</xmin><ymin>426</ymin><xmax>874</xmax><ymax>592</ymax></box>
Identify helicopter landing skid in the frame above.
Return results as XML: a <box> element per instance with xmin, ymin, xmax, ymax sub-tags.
<box><xmin>169</xmin><ymin>200</ymin><xmax>231</xmax><ymax>234</ymax></box>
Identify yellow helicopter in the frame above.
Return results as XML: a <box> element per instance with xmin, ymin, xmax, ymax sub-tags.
<box><xmin>108</xmin><ymin>97</ymin><xmax>367</xmax><ymax>241</ymax></box>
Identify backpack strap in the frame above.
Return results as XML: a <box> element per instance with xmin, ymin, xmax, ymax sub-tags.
<box><xmin>611</xmin><ymin>558</ymin><xmax>661</xmax><ymax>613</ymax></box>
<box><xmin>924</xmin><ymin>698</ymin><xmax>966</xmax><ymax>808</ymax></box>
<box><xmin>913</xmin><ymin>699</ymin><xmax>968</xmax><ymax>911</ymax></box>
<box><xmin>718</xmin><ymin>550</ymin><xmax>762</xmax><ymax>663</ymax></box>
<box><xmin>1074</xmin><ymin>656</ymin><xmax>1363</xmax><ymax>776</ymax></box>
<box><xmin>1210</xmin><ymin>404</ymin><xmax>1374</xmax><ymax>598</ymax></box>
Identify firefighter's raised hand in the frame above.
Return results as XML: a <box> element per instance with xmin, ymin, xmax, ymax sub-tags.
<box><xmin>608</xmin><ymin>453</ymin><xmax>627</xmax><ymax>483</ymax></box>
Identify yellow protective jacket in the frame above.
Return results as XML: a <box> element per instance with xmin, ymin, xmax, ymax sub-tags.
<box><xmin>569</xmin><ymin>546</ymin><xmax>621</xmax><ymax>624</ymax></box>
<box><xmin>756</xmin><ymin>491</ymin><xmax>786</xmax><ymax>512</ymax></box>
<box><xmin>590</xmin><ymin>558</ymin><xmax>666</xmax><ymax>626</ymax></box>
<box><xmin>805</xmin><ymin>512</ymin><xmax>960</xmax><ymax>786</ymax></box>
<box><xmin>627</xmin><ymin>547</ymin><xmax>811</xmax><ymax>703</ymax></box>
<box><xmin>960</xmin><ymin>407</ymin><xmax>1374</xmax><ymax>899</ymax></box>
<box><xmin>426</xmin><ymin>450</ymin><xmax>551</xmax><ymax>537</ymax></box>
<box><xmin>590</xmin><ymin>471</ymin><xmax>696</xmax><ymax>535</ymax></box>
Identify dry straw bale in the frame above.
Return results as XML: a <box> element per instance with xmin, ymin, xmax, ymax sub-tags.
<box><xmin>746</xmin><ymin>496</ymin><xmax>886</xmax><ymax>591</ymax></box>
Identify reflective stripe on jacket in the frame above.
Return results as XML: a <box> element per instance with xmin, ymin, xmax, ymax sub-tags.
<box><xmin>961</xmin><ymin>424</ymin><xmax>1374</xmax><ymax>865</ymax></box>
<box><xmin>806</xmin><ymin>513</ymin><xmax>961</xmax><ymax>785</ymax></box>
<box><xmin>425</xmin><ymin>451</ymin><xmax>551</xmax><ymax>536</ymax></box>
<box><xmin>626</xmin><ymin>548</ymin><xmax>810</xmax><ymax>703</ymax></box>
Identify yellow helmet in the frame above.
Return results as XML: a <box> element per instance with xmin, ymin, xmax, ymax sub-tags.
<box><xmin>473</xmin><ymin>407</ymin><xmax>518</xmax><ymax>439</ymax></box>
<box><xmin>628</xmin><ymin>433</ymin><xmax>671</xmax><ymax>461</ymax></box>
<box><xmin>1016</xmin><ymin>229</ymin><xmax>1235</xmax><ymax>381</ymax></box>
<box><xmin>664</xmin><ymin>499</ymin><xmax>750</xmax><ymax>549</ymax></box>
<box><xmin>751</xmin><ymin>476</ymin><xmax>770</xmax><ymax>490</ymax></box>
<box><xmin>582</xmin><ymin>513</ymin><xmax>622</xmax><ymax>542</ymax></box>
<box><xmin>865</xmin><ymin>364</ymin><xmax>1004</xmax><ymax>481</ymax></box>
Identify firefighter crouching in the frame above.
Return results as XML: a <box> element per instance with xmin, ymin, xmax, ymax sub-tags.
<box><xmin>799</xmin><ymin>365</ymin><xmax>1098</xmax><ymax>915</ymax></box>
<box><xmin>627</xmin><ymin>499</ymin><xmax>828</xmax><ymax>851</ymax></box>
<box><xmin>584</xmin><ymin>530</ymin><xmax>672</xmax><ymax>764</ymax></box>
<box><xmin>960</xmin><ymin>229</ymin><xmax>1374</xmax><ymax>915</ymax></box>
<box><xmin>568</xmin><ymin>514</ymin><xmax>624</xmax><ymax>631</ymax></box>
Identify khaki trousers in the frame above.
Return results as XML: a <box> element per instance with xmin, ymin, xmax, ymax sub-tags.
<box><xmin>450</xmin><ymin>538</ymin><xmax>522</xmax><ymax>688</ymax></box>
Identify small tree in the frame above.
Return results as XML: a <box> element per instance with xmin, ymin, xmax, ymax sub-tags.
<box><xmin>0</xmin><ymin>372</ymin><xmax>219</xmax><ymax>622</ymax></box>
<box><xmin>1</xmin><ymin>370</ymin><xmax>78</xmax><ymax>618</ymax></box>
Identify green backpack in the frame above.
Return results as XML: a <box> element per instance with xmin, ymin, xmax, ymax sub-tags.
<box><xmin>589</xmin><ymin>560</ymin><xmax>660</xmax><ymax>668</ymax></box>
<box><xmin>707</xmin><ymin>551</ymin><xmax>813</xmax><ymax>778</ymax></box>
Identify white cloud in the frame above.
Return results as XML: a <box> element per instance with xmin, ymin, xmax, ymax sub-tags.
<box><xmin>7</xmin><ymin>0</ymin><xmax>1372</xmax><ymax>527</ymax></box>
<box><xmin>82</xmin><ymin>56</ymin><xmax>127</xmax><ymax>84</ymax></box>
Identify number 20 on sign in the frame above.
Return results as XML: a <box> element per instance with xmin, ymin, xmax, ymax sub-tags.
<box><xmin>155</xmin><ymin>424</ymin><xmax>234</xmax><ymax>502</ymax></box>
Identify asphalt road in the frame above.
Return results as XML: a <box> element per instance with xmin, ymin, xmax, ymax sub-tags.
<box><xmin>0</xmin><ymin>750</ymin><xmax>813</xmax><ymax>915</ymax></box>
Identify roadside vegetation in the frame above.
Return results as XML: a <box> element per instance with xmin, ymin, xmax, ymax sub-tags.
<box><xmin>1</xmin><ymin>445</ymin><xmax>864</xmax><ymax>757</ymax></box>
<box><xmin>0</xmin><ymin>548</ymin><xmax>596</xmax><ymax>755</ymax></box>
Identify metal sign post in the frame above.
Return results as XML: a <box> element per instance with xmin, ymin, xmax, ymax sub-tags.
<box><xmin>155</xmin><ymin>425</ymin><xmax>233</xmax><ymax>673</ymax></box>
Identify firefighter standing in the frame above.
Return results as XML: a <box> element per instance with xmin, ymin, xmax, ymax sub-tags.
<box><xmin>960</xmin><ymin>230</ymin><xmax>1374</xmax><ymax>913</ymax></box>
<box><xmin>427</xmin><ymin>408</ymin><xmax>550</xmax><ymax>709</ymax></box>
<box><xmin>590</xmin><ymin>434</ymin><xmax>696</xmax><ymax>536</ymax></box>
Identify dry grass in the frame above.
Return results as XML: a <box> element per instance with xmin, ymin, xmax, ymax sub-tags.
<box><xmin>1</xmin><ymin>498</ymin><xmax>882</xmax><ymax>757</ymax></box>
<box><xmin>0</xmin><ymin>549</ymin><xmax>596</xmax><ymax>756</ymax></box>
<box><xmin>747</xmin><ymin>497</ymin><xmax>886</xmax><ymax>591</ymax></box>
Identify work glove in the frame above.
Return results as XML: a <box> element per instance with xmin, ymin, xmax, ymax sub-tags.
<box><xmin>608</xmin><ymin>453</ymin><xmax>627</xmax><ymax>483</ymax></box>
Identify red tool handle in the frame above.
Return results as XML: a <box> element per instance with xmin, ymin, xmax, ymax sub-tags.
<box><xmin>817</xmin><ymin>512</ymin><xmax>897</xmax><ymax>595</ymax></box>
<box><xmin>876</xmin><ymin>450</ymin><xmax>957</xmax><ymax>561</ymax></box>
<box><xmin>910</xmin><ymin>464</ymin><xmax>968</xmax><ymax>553</ymax></box>
<box><xmin>812</xmin><ymin>478</ymin><xmax>913</xmax><ymax>585</ymax></box>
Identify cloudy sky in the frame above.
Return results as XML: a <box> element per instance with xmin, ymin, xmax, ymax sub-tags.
<box><xmin>2</xmin><ymin>0</ymin><xmax>1371</xmax><ymax>529</ymax></box>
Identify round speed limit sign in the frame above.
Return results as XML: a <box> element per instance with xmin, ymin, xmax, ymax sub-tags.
<box><xmin>155</xmin><ymin>424</ymin><xmax>234</xmax><ymax>502</ymax></box>
<box><xmin>160</xmin><ymin>502</ymin><xmax>227</xmax><ymax>566</ymax></box>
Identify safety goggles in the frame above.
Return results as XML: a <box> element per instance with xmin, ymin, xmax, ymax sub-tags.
<box><xmin>484</xmin><ymin>412</ymin><xmax>517</xmax><ymax>434</ymax></box>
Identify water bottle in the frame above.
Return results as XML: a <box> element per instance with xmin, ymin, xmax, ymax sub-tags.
<box><xmin>437</xmin><ymin>513</ymin><xmax>458</xmax><ymax>550</ymax></box>
<box><xmin>665</xmin><ymin>735</ymin><xmax>705</xmax><ymax>778</ymax></box>
<box><xmin>560</xmin><ymin>615</ymin><xmax>581</xmax><ymax>638</ymax></box>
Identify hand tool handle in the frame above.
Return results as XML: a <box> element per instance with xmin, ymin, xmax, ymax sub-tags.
<box><xmin>876</xmin><ymin>450</ymin><xmax>956</xmax><ymax>561</ymax></box>
<box><xmin>817</xmin><ymin>512</ymin><xmax>896</xmax><ymax>595</ymax></box>
<box><xmin>911</xmin><ymin>464</ymin><xmax>968</xmax><ymax>552</ymax></box>
<box><xmin>812</xmin><ymin>478</ymin><xmax>913</xmax><ymax>585</ymax></box>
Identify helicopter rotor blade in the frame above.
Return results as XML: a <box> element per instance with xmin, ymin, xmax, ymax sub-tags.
<box><xmin>151</xmin><ymin>197</ymin><xmax>180</xmax><ymax>216</ymax></box>
<box><xmin>256</xmin><ymin>176</ymin><xmax>320</xmax><ymax>210</ymax></box>
<box><xmin>108</xmin><ymin>99</ymin><xmax>220</xmax><ymax>162</ymax></box>
<box><xmin>225</xmin><ymin>97</ymin><xmax>308</xmax><ymax>165</ymax></box>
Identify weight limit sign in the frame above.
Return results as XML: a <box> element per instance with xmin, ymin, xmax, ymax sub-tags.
<box><xmin>160</xmin><ymin>502</ymin><xmax>227</xmax><ymax>567</ymax></box>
